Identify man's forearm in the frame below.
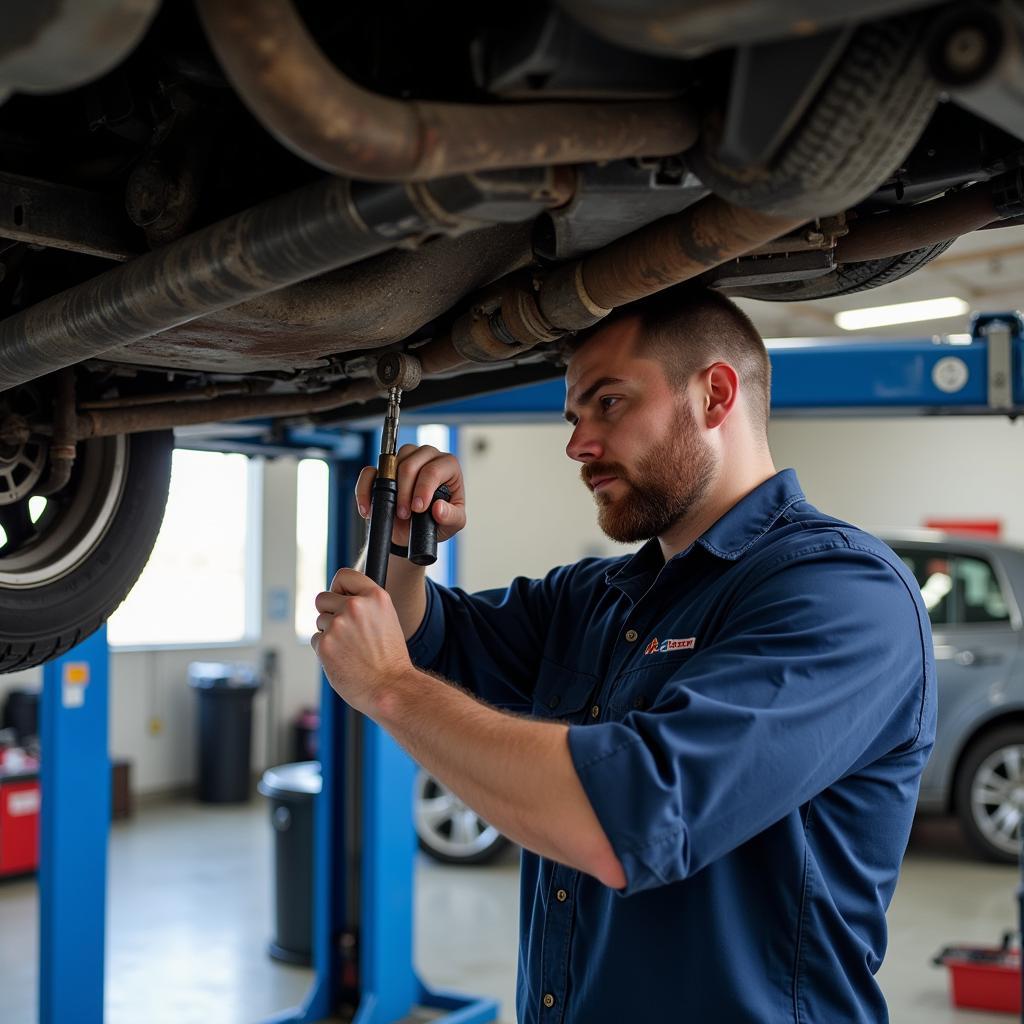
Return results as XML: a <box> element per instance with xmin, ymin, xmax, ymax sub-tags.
<box><xmin>368</xmin><ymin>666</ymin><xmax>627</xmax><ymax>889</ymax></box>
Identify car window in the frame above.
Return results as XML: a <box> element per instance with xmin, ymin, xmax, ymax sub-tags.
<box><xmin>897</xmin><ymin>551</ymin><xmax>954</xmax><ymax>626</ymax></box>
<box><xmin>894</xmin><ymin>549</ymin><xmax>1009</xmax><ymax>627</ymax></box>
<box><xmin>956</xmin><ymin>556</ymin><xmax>1010</xmax><ymax>624</ymax></box>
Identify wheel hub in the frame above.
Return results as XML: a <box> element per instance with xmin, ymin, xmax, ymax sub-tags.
<box><xmin>0</xmin><ymin>391</ymin><xmax>48</xmax><ymax>507</ymax></box>
<box><xmin>0</xmin><ymin>431</ymin><xmax>47</xmax><ymax>505</ymax></box>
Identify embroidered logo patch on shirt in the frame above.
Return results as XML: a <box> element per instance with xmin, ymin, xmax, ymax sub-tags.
<box><xmin>643</xmin><ymin>636</ymin><xmax>696</xmax><ymax>655</ymax></box>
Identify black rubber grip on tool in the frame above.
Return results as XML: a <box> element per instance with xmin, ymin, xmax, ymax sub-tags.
<box><xmin>408</xmin><ymin>485</ymin><xmax>451</xmax><ymax>567</ymax></box>
<box><xmin>364</xmin><ymin>476</ymin><xmax>398</xmax><ymax>587</ymax></box>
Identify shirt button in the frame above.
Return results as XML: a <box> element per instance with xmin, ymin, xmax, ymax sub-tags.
<box><xmin>543</xmin><ymin>994</ymin><xmax>556</xmax><ymax>1008</ymax></box>
<box><xmin>547</xmin><ymin>695</ymin><xmax>560</xmax><ymax>709</ymax></box>
<box><xmin>556</xmin><ymin>888</ymin><xmax>568</xmax><ymax>902</ymax></box>
<box><xmin>590</xmin><ymin>705</ymin><xmax>600</xmax><ymax>719</ymax></box>
<box><xmin>625</xmin><ymin>628</ymin><xmax>638</xmax><ymax>642</ymax></box>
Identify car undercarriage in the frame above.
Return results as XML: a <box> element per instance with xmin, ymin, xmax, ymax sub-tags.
<box><xmin>3</xmin><ymin>0</ymin><xmax>1024</xmax><ymax>668</ymax></box>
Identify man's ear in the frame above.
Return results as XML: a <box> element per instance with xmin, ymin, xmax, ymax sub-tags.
<box><xmin>703</xmin><ymin>362</ymin><xmax>739</xmax><ymax>429</ymax></box>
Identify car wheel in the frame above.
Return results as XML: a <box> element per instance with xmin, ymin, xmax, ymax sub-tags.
<box><xmin>690</xmin><ymin>12</ymin><xmax>938</xmax><ymax>218</ymax></box>
<box><xmin>955</xmin><ymin>726</ymin><xmax>1024</xmax><ymax>864</ymax></box>
<box><xmin>0</xmin><ymin>429</ymin><xmax>173</xmax><ymax>672</ymax></box>
<box><xmin>725</xmin><ymin>240</ymin><xmax>956</xmax><ymax>301</ymax></box>
<box><xmin>413</xmin><ymin>769</ymin><xmax>509</xmax><ymax>865</ymax></box>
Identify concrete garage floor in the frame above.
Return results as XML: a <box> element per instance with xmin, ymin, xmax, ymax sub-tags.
<box><xmin>0</xmin><ymin>802</ymin><xmax>1019</xmax><ymax>1024</ymax></box>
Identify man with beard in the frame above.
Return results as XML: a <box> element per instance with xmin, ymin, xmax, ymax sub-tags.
<box><xmin>311</xmin><ymin>286</ymin><xmax>935</xmax><ymax>1024</ymax></box>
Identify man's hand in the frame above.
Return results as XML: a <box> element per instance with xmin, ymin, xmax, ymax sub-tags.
<box><xmin>311</xmin><ymin>566</ymin><xmax>413</xmax><ymax>717</ymax></box>
<box><xmin>354</xmin><ymin>443</ymin><xmax>467</xmax><ymax>547</ymax></box>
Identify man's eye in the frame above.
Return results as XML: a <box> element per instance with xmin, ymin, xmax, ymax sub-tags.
<box><xmin>599</xmin><ymin>396</ymin><xmax>620</xmax><ymax>412</ymax></box>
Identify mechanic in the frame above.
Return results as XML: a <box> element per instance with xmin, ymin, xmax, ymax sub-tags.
<box><xmin>311</xmin><ymin>285</ymin><xmax>936</xmax><ymax>1024</ymax></box>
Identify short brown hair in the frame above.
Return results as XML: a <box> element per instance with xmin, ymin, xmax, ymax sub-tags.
<box><xmin>566</xmin><ymin>285</ymin><xmax>772</xmax><ymax>432</ymax></box>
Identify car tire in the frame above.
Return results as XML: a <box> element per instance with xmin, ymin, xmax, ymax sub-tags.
<box><xmin>413</xmin><ymin>769</ymin><xmax>510</xmax><ymax>866</ymax></box>
<box><xmin>724</xmin><ymin>240</ymin><xmax>956</xmax><ymax>301</ymax></box>
<box><xmin>954</xmin><ymin>725</ymin><xmax>1024</xmax><ymax>864</ymax></box>
<box><xmin>0</xmin><ymin>430</ymin><xmax>173</xmax><ymax>672</ymax></box>
<box><xmin>690</xmin><ymin>13</ymin><xmax>938</xmax><ymax>219</ymax></box>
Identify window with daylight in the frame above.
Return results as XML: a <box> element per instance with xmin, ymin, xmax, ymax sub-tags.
<box><xmin>293</xmin><ymin>426</ymin><xmax>454</xmax><ymax>640</ymax></box>
<box><xmin>107</xmin><ymin>450</ymin><xmax>257</xmax><ymax>647</ymax></box>
<box><xmin>295</xmin><ymin>458</ymin><xmax>330</xmax><ymax>640</ymax></box>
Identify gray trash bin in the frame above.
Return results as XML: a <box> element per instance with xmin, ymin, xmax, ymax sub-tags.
<box><xmin>258</xmin><ymin>761</ymin><xmax>321</xmax><ymax>965</ymax></box>
<box><xmin>188</xmin><ymin>662</ymin><xmax>260</xmax><ymax>803</ymax></box>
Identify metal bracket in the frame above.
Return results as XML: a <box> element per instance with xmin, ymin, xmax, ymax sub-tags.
<box><xmin>983</xmin><ymin>318</ymin><xmax>1015</xmax><ymax>409</ymax></box>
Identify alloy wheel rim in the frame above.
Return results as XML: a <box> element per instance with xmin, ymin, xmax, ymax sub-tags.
<box><xmin>414</xmin><ymin>772</ymin><xmax>502</xmax><ymax>859</ymax></box>
<box><xmin>970</xmin><ymin>743</ymin><xmax>1024</xmax><ymax>856</ymax></box>
<box><xmin>0</xmin><ymin>435</ymin><xmax>128</xmax><ymax>587</ymax></box>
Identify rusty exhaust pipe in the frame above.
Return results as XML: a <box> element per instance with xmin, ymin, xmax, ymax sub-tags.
<box><xmin>74</xmin><ymin>379</ymin><xmax>382</xmax><ymax>439</ymax></box>
<box><xmin>0</xmin><ymin>168</ymin><xmax>570</xmax><ymax>392</ymax></box>
<box><xmin>836</xmin><ymin>183</ymin><xmax>996</xmax><ymax>264</ymax></box>
<box><xmin>415</xmin><ymin>194</ymin><xmax>803</xmax><ymax>373</ymax></box>
<box><xmin>196</xmin><ymin>0</ymin><xmax>698</xmax><ymax>182</ymax></box>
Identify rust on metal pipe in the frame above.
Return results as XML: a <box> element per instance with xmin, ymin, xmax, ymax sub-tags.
<box><xmin>416</xmin><ymin>333</ymin><xmax>471</xmax><ymax>377</ymax></box>
<box><xmin>835</xmin><ymin>183</ymin><xmax>999</xmax><ymax>264</ymax></box>
<box><xmin>34</xmin><ymin>369</ymin><xmax>76</xmax><ymax>496</ymax></box>
<box><xmin>0</xmin><ymin>177</ymin><xmax>412</xmax><ymax>392</ymax></box>
<box><xmin>79</xmin><ymin>381</ymin><xmax>265</xmax><ymax>410</ymax></box>
<box><xmin>196</xmin><ymin>0</ymin><xmax>699</xmax><ymax>182</ymax></box>
<box><xmin>75</xmin><ymin>379</ymin><xmax>381</xmax><ymax>439</ymax></box>
<box><xmin>578</xmin><ymin>195</ymin><xmax>804</xmax><ymax>310</ymax></box>
<box><xmin>414</xmin><ymin>195</ymin><xmax>801</xmax><ymax>374</ymax></box>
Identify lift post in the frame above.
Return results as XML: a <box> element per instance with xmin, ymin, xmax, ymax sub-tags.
<box><xmin>271</xmin><ymin>428</ymin><xmax>497</xmax><ymax>1024</ymax></box>
<box><xmin>39</xmin><ymin>626</ymin><xmax>110</xmax><ymax>1024</ymax></box>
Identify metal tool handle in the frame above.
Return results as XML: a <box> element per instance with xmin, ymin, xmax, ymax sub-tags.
<box><xmin>408</xmin><ymin>485</ymin><xmax>451</xmax><ymax>566</ymax></box>
<box><xmin>364</xmin><ymin>475</ymin><xmax>398</xmax><ymax>587</ymax></box>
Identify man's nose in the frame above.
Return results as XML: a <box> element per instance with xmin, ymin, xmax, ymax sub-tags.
<box><xmin>566</xmin><ymin>423</ymin><xmax>603</xmax><ymax>463</ymax></box>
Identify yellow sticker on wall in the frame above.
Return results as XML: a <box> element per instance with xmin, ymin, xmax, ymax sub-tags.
<box><xmin>62</xmin><ymin>662</ymin><xmax>89</xmax><ymax>708</ymax></box>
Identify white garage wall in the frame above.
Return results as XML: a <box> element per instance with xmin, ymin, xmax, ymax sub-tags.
<box><xmin>457</xmin><ymin>424</ymin><xmax>637</xmax><ymax>593</ymax></box>
<box><xmin>767</xmin><ymin>415</ymin><xmax>1024</xmax><ymax>542</ymax></box>
<box><xmin>457</xmin><ymin>413</ymin><xmax>1024</xmax><ymax>594</ymax></box>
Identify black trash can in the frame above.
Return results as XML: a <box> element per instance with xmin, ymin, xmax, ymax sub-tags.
<box><xmin>3</xmin><ymin>689</ymin><xmax>39</xmax><ymax>744</ymax></box>
<box><xmin>188</xmin><ymin>662</ymin><xmax>260</xmax><ymax>803</ymax></box>
<box><xmin>258</xmin><ymin>761</ymin><xmax>321</xmax><ymax>965</ymax></box>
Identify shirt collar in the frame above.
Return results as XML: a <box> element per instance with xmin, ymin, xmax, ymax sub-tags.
<box><xmin>696</xmin><ymin>468</ymin><xmax>805</xmax><ymax>560</ymax></box>
<box><xmin>604</xmin><ymin>469</ymin><xmax>805</xmax><ymax>590</ymax></box>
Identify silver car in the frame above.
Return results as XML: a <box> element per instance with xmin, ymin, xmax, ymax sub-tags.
<box><xmin>886</xmin><ymin>532</ymin><xmax>1024</xmax><ymax>862</ymax></box>
<box><xmin>418</xmin><ymin>532</ymin><xmax>1024</xmax><ymax>865</ymax></box>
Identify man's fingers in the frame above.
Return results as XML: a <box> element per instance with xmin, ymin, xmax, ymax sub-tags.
<box><xmin>393</xmin><ymin>445</ymin><xmax>441</xmax><ymax>519</ymax></box>
<box><xmin>315</xmin><ymin>612</ymin><xmax>333</xmax><ymax>633</ymax></box>
<box><xmin>330</xmin><ymin>566</ymin><xmax>385</xmax><ymax>597</ymax></box>
<box><xmin>354</xmin><ymin>465</ymin><xmax>377</xmax><ymax>519</ymax></box>
<box><xmin>411</xmin><ymin>455</ymin><xmax>463</xmax><ymax>515</ymax></box>
<box><xmin>434</xmin><ymin>498</ymin><xmax>467</xmax><ymax>535</ymax></box>
<box><xmin>314</xmin><ymin>590</ymin><xmax>347</xmax><ymax>614</ymax></box>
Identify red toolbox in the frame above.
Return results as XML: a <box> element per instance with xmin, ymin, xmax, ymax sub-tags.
<box><xmin>934</xmin><ymin>935</ymin><xmax>1022</xmax><ymax>1014</ymax></box>
<box><xmin>0</xmin><ymin>769</ymin><xmax>40</xmax><ymax>876</ymax></box>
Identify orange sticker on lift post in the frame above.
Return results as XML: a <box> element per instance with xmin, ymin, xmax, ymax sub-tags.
<box><xmin>62</xmin><ymin>662</ymin><xmax>89</xmax><ymax>709</ymax></box>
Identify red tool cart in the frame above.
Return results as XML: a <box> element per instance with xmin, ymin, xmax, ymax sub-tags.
<box><xmin>0</xmin><ymin>766</ymin><xmax>40</xmax><ymax>876</ymax></box>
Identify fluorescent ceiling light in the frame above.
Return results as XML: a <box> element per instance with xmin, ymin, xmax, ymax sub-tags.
<box><xmin>834</xmin><ymin>297</ymin><xmax>969</xmax><ymax>331</ymax></box>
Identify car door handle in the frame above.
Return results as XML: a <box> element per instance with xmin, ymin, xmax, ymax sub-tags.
<box><xmin>955</xmin><ymin>650</ymin><xmax>1001</xmax><ymax>667</ymax></box>
<box><xmin>934</xmin><ymin>646</ymin><xmax>1001</xmax><ymax>667</ymax></box>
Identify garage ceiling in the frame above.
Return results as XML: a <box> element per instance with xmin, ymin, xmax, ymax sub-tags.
<box><xmin>738</xmin><ymin>224</ymin><xmax>1024</xmax><ymax>342</ymax></box>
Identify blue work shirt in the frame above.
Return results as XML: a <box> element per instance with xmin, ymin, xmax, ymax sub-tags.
<box><xmin>407</xmin><ymin>469</ymin><xmax>936</xmax><ymax>1023</ymax></box>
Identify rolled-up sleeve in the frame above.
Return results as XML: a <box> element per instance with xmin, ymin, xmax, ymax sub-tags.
<box><xmin>568</xmin><ymin>542</ymin><xmax>933</xmax><ymax>895</ymax></box>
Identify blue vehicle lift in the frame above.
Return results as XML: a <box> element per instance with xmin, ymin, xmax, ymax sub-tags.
<box><xmin>34</xmin><ymin>312</ymin><xmax>1024</xmax><ymax>1023</ymax></box>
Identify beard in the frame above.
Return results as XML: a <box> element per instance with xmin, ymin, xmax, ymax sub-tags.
<box><xmin>582</xmin><ymin>403</ymin><xmax>716</xmax><ymax>544</ymax></box>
